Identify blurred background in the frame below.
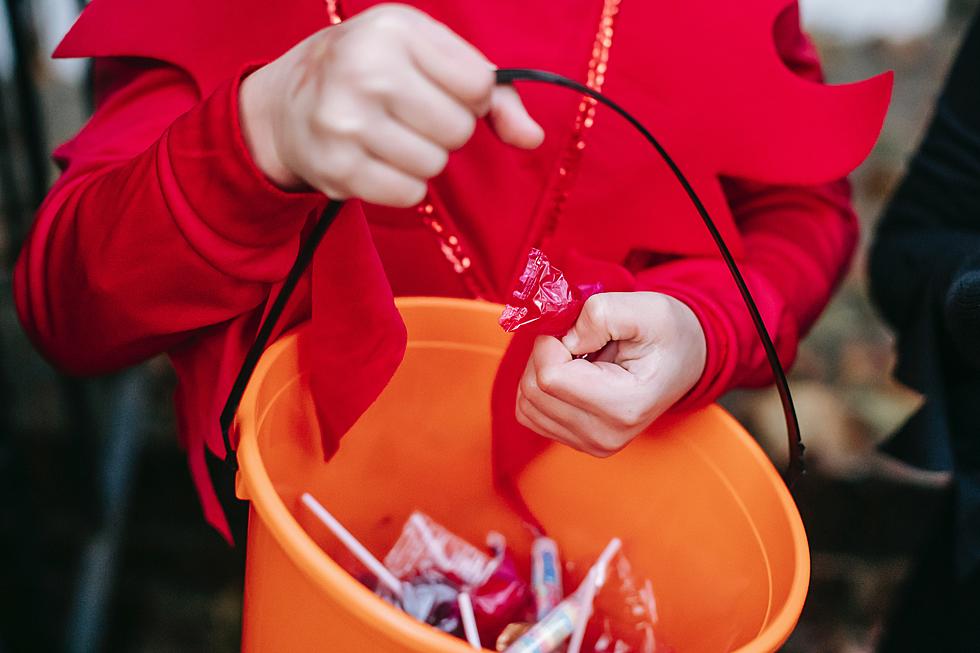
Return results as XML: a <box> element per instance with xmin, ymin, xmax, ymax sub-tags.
<box><xmin>1</xmin><ymin>0</ymin><xmax>978</xmax><ymax>651</ymax></box>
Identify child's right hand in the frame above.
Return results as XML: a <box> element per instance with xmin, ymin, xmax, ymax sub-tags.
<box><xmin>239</xmin><ymin>3</ymin><xmax>544</xmax><ymax>207</ymax></box>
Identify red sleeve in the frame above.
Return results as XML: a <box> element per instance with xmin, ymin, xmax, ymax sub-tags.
<box><xmin>13</xmin><ymin>57</ymin><xmax>324</xmax><ymax>374</ymax></box>
<box><xmin>637</xmin><ymin>6</ymin><xmax>858</xmax><ymax>405</ymax></box>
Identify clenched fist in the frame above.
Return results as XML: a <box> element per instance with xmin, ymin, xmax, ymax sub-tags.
<box><xmin>516</xmin><ymin>292</ymin><xmax>708</xmax><ymax>457</ymax></box>
<box><xmin>239</xmin><ymin>3</ymin><xmax>544</xmax><ymax>207</ymax></box>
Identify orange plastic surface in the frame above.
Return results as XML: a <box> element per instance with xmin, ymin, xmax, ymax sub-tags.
<box><xmin>234</xmin><ymin>298</ymin><xmax>809</xmax><ymax>652</ymax></box>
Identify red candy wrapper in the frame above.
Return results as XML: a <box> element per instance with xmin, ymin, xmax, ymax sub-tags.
<box><xmin>499</xmin><ymin>248</ymin><xmax>600</xmax><ymax>337</ymax></box>
<box><xmin>471</xmin><ymin>551</ymin><xmax>532</xmax><ymax>641</ymax></box>
<box><xmin>383</xmin><ymin>512</ymin><xmax>532</xmax><ymax>641</ymax></box>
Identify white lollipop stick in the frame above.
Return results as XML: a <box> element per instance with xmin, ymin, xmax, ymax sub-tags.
<box><xmin>458</xmin><ymin>592</ymin><xmax>482</xmax><ymax>649</ymax></box>
<box><xmin>301</xmin><ymin>492</ymin><xmax>403</xmax><ymax>597</ymax></box>
<box><xmin>567</xmin><ymin>538</ymin><xmax>622</xmax><ymax>653</ymax></box>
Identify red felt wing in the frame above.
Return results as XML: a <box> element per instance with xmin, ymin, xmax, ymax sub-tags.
<box><xmin>53</xmin><ymin>0</ymin><xmax>329</xmax><ymax>95</ymax></box>
<box><xmin>549</xmin><ymin>0</ymin><xmax>892</xmax><ymax>263</ymax></box>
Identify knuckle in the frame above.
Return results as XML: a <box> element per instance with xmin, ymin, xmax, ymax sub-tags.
<box><xmin>356</xmin><ymin>73</ymin><xmax>396</xmax><ymax>101</ymax></box>
<box><xmin>583</xmin><ymin>295</ymin><xmax>608</xmax><ymax>325</ymax></box>
<box><xmin>611</xmin><ymin>401</ymin><xmax>646</xmax><ymax>429</ymax></box>
<box><xmin>371</xmin><ymin>3</ymin><xmax>418</xmax><ymax>18</ymax></box>
<box><xmin>536</xmin><ymin>367</ymin><xmax>560</xmax><ymax>395</ymax></box>
<box><xmin>312</xmin><ymin>103</ymin><xmax>363</xmax><ymax>139</ymax></box>
<box><xmin>590</xmin><ymin>433</ymin><xmax>626</xmax><ymax>458</ymax></box>
<box><xmin>370</xmin><ymin>13</ymin><xmax>409</xmax><ymax>38</ymax></box>
<box><xmin>343</xmin><ymin>46</ymin><xmax>389</xmax><ymax>77</ymax></box>
<box><xmin>613</xmin><ymin>409</ymin><xmax>641</xmax><ymax>430</ymax></box>
<box><xmin>456</xmin><ymin>67</ymin><xmax>494</xmax><ymax>105</ymax></box>
<box><xmin>336</xmin><ymin>116</ymin><xmax>367</xmax><ymax>139</ymax></box>
<box><xmin>365</xmin><ymin>5</ymin><xmax>420</xmax><ymax>35</ymax></box>
<box><xmin>309</xmin><ymin>109</ymin><xmax>334</xmax><ymax>136</ymax></box>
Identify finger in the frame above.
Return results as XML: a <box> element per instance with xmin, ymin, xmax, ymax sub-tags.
<box><xmin>538</xmin><ymin>355</ymin><xmax>639</xmax><ymax>414</ymax></box>
<box><xmin>593</xmin><ymin>341</ymin><xmax>620</xmax><ymax>364</ymax></box>
<box><xmin>532</xmin><ymin>336</ymin><xmax>635</xmax><ymax>412</ymax></box>
<box><xmin>561</xmin><ymin>293</ymin><xmax>634</xmax><ymax>356</ymax></box>
<box><xmin>529</xmin><ymin>336</ymin><xmax>577</xmax><ymax>398</ymax></box>
<box><xmin>487</xmin><ymin>85</ymin><xmax>544</xmax><ymax>149</ymax></box>
<box><xmin>387</xmin><ymin>69</ymin><xmax>476</xmax><ymax>150</ymax></box>
<box><xmin>520</xmin><ymin>338</ymin><xmax>573</xmax><ymax>425</ymax></box>
<box><xmin>361</xmin><ymin>115</ymin><xmax>449</xmax><ymax>179</ymax></box>
<box><xmin>518</xmin><ymin>391</ymin><xmax>618</xmax><ymax>457</ymax></box>
<box><xmin>516</xmin><ymin>390</ymin><xmax>581</xmax><ymax>445</ymax></box>
<box><xmin>531</xmin><ymin>335</ymin><xmax>574</xmax><ymax>368</ymax></box>
<box><xmin>339</xmin><ymin>153</ymin><xmax>427</xmax><ymax>207</ymax></box>
<box><xmin>409</xmin><ymin>19</ymin><xmax>495</xmax><ymax>113</ymax></box>
<box><xmin>521</xmin><ymin>361</ymin><xmax>592</xmax><ymax>432</ymax></box>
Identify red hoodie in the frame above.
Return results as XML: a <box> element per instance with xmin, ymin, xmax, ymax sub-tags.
<box><xmin>14</xmin><ymin>0</ymin><xmax>891</xmax><ymax>538</ymax></box>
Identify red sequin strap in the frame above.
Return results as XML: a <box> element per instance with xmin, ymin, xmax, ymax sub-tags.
<box><xmin>419</xmin><ymin>200</ymin><xmax>486</xmax><ymax>298</ymax></box>
<box><xmin>324</xmin><ymin>0</ymin><xmax>342</xmax><ymax>24</ymax></box>
<box><xmin>540</xmin><ymin>0</ymin><xmax>621</xmax><ymax>238</ymax></box>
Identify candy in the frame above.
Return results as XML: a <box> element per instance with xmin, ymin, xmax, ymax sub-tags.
<box><xmin>383</xmin><ymin>513</ymin><xmax>531</xmax><ymax>641</ymax></box>
<box><xmin>531</xmin><ymin>537</ymin><xmax>564</xmax><ymax>620</ymax></box>
<box><xmin>505</xmin><ymin>539</ymin><xmax>621</xmax><ymax>653</ymax></box>
<box><xmin>496</xmin><ymin>623</ymin><xmax>534</xmax><ymax>651</ymax></box>
<box><xmin>471</xmin><ymin>550</ymin><xmax>533</xmax><ymax>640</ymax></box>
<box><xmin>384</xmin><ymin>512</ymin><xmax>498</xmax><ymax>588</ymax></box>
<box><xmin>499</xmin><ymin>248</ymin><xmax>600</xmax><ymax>336</ymax></box>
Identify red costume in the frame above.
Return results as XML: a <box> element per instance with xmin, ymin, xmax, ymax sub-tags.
<box><xmin>14</xmin><ymin>0</ymin><xmax>890</xmax><ymax>538</ymax></box>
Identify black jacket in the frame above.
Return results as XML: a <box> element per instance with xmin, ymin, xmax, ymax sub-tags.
<box><xmin>869</xmin><ymin>13</ymin><xmax>980</xmax><ymax>581</ymax></box>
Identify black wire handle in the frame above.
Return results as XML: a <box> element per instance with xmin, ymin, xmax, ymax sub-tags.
<box><xmin>218</xmin><ymin>199</ymin><xmax>345</xmax><ymax>464</ymax></box>
<box><xmin>219</xmin><ymin>68</ymin><xmax>804</xmax><ymax>485</ymax></box>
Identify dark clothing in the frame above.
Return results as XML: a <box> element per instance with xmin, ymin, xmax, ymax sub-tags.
<box><xmin>870</xmin><ymin>11</ymin><xmax>980</xmax><ymax>581</ymax></box>
<box><xmin>874</xmin><ymin>492</ymin><xmax>980</xmax><ymax>652</ymax></box>
<box><xmin>869</xmin><ymin>12</ymin><xmax>980</xmax><ymax>652</ymax></box>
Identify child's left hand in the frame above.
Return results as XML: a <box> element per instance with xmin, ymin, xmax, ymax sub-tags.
<box><xmin>515</xmin><ymin>292</ymin><xmax>707</xmax><ymax>457</ymax></box>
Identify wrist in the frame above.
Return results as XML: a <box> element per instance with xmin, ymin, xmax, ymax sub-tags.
<box><xmin>663</xmin><ymin>293</ymin><xmax>707</xmax><ymax>384</ymax></box>
<box><xmin>238</xmin><ymin>67</ymin><xmax>304</xmax><ymax>190</ymax></box>
<box><xmin>654</xmin><ymin>291</ymin><xmax>721</xmax><ymax>410</ymax></box>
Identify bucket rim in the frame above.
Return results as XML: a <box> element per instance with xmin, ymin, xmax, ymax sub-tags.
<box><xmin>236</xmin><ymin>300</ymin><xmax>488</xmax><ymax>652</ymax></box>
<box><xmin>235</xmin><ymin>296</ymin><xmax>810</xmax><ymax>652</ymax></box>
<box><xmin>715</xmin><ymin>407</ymin><xmax>810</xmax><ymax>653</ymax></box>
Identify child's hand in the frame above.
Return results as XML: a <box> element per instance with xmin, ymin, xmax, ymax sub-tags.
<box><xmin>516</xmin><ymin>292</ymin><xmax>707</xmax><ymax>457</ymax></box>
<box><xmin>239</xmin><ymin>3</ymin><xmax>543</xmax><ymax>207</ymax></box>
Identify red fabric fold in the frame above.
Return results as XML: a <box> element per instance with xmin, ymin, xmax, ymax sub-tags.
<box><xmin>491</xmin><ymin>250</ymin><xmax>636</xmax><ymax>528</ymax></box>
<box><xmin>308</xmin><ymin>204</ymin><xmax>408</xmax><ymax>457</ymax></box>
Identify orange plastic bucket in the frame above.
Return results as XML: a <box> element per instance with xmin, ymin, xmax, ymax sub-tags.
<box><xmin>234</xmin><ymin>297</ymin><xmax>809</xmax><ymax>652</ymax></box>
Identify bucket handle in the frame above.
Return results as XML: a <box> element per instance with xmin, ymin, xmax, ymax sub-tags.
<box><xmin>217</xmin><ymin>69</ymin><xmax>804</xmax><ymax>487</ymax></box>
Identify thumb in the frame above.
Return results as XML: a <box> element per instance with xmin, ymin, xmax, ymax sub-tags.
<box><xmin>562</xmin><ymin>295</ymin><xmax>615</xmax><ymax>357</ymax></box>
<box><xmin>487</xmin><ymin>85</ymin><xmax>544</xmax><ymax>149</ymax></box>
<box><xmin>532</xmin><ymin>334</ymin><xmax>574</xmax><ymax>369</ymax></box>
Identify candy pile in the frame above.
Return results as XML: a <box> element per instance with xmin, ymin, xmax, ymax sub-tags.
<box><xmin>301</xmin><ymin>493</ymin><xmax>671</xmax><ymax>652</ymax></box>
